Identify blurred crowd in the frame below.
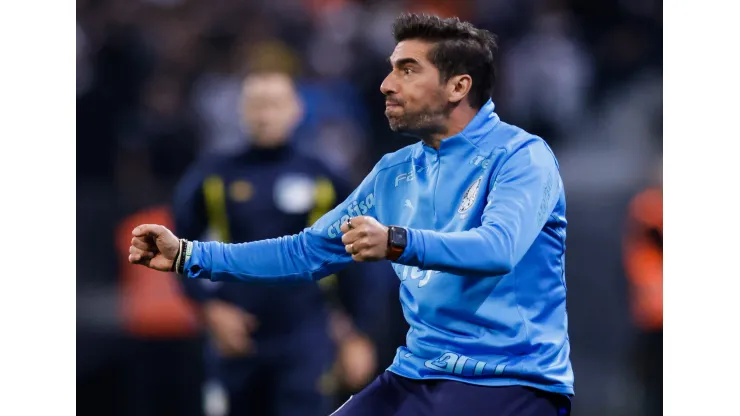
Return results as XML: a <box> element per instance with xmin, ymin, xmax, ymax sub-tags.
<box><xmin>77</xmin><ymin>0</ymin><xmax>662</xmax><ymax>415</ymax></box>
<box><xmin>77</xmin><ymin>0</ymin><xmax>661</xmax><ymax>188</ymax></box>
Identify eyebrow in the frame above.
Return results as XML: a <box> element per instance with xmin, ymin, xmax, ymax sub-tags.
<box><xmin>388</xmin><ymin>57</ymin><xmax>422</xmax><ymax>68</ymax></box>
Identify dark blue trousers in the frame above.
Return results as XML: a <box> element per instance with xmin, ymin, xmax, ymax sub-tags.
<box><xmin>330</xmin><ymin>371</ymin><xmax>571</xmax><ymax>416</ymax></box>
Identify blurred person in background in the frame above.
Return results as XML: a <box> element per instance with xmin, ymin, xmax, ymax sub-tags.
<box><xmin>623</xmin><ymin>157</ymin><xmax>662</xmax><ymax>416</ymax></box>
<box><xmin>498</xmin><ymin>3</ymin><xmax>593</xmax><ymax>148</ymax></box>
<box><xmin>173</xmin><ymin>69</ymin><xmax>379</xmax><ymax>416</ymax></box>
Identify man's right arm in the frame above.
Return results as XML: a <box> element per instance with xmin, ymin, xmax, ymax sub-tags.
<box><xmin>182</xmin><ymin>163</ymin><xmax>381</xmax><ymax>284</ymax></box>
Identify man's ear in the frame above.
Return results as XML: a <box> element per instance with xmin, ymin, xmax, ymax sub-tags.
<box><xmin>447</xmin><ymin>74</ymin><xmax>472</xmax><ymax>104</ymax></box>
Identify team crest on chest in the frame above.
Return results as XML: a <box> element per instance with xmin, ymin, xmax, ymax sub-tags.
<box><xmin>458</xmin><ymin>177</ymin><xmax>483</xmax><ymax>215</ymax></box>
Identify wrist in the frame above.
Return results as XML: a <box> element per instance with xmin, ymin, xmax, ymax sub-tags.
<box><xmin>174</xmin><ymin>239</ymin><xmax>193</xmax><ymax>275</ymax></box>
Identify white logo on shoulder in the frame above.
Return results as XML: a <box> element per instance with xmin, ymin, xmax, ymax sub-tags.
<box><xmin>458</xmin><ymin>177</ymin><xmax>483</xmax><ymax>214</ymax></box>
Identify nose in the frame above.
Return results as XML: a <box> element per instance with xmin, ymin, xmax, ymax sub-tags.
<box><xmin>380</xmin><ymin>73</ymin><xmax>396</xmax><ymax>96</ymax></box>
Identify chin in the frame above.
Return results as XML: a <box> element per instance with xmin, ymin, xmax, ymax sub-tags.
<box><xmin>389</xmin><ymin>125</ymin><xmax>418</xmax><ymax>138</ymax></box>
<box><xmin>386</xmin><ymin>117</ymin><xmax>403</xmax><ymax>132</ymax></box>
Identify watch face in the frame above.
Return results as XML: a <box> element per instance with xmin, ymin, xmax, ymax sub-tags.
<box><xmin>391</xmin><ymin>227</ymin><xmax>407</xmax><ymax>247</ymax></box>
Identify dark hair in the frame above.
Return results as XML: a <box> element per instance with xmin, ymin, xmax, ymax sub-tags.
<box><xmin>393</xmin><ymin>13</ymin><xmax>498</xmax><ymax>109</ymax></box>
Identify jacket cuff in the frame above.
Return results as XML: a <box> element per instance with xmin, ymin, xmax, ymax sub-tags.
<box><xmin>396</xmin><ymin>228</ymin><xmax>425</xmax><ymax>268</ymax></box>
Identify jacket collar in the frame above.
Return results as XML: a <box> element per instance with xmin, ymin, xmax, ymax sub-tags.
<box><xmin>417</xmin><ymin>99</ymin><xmax>500</xmax><ymax>158</ymax></box>
<box><xmin>458</xmin><ymin>99</ymin><xmax>500</xmax><ymax>145</ymax></box>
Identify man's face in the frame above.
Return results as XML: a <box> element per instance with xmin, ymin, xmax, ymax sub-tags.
<box><xmin>380</xmin><ymin>40</ymin><xmax>450</xmax><ymax>135</ymax></box>
<box><xmin>242</xmin><ymin>73</ymin><xmax>302</xmax><ymax>146</ymax></box>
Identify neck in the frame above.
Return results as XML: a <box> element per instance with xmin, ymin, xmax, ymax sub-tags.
<box><xmin>421</xmin><ymin>104</ymin><xmax>478</xmax><ymax>150</ymax></box>
<box><xmin>251</xmin><ymin>140</ymin><xmax>288</xmax><ymax>150</ymax></box>
<box><xmin>245</xmin><ymin>141</ymin><xmax>291</xmax><ymax>161</ymax></box>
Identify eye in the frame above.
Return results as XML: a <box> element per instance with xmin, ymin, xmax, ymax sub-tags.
<box><xmin>403</xmin><ymin>68</ymin><xmax>413</xmax><ymax>75</ymax></box>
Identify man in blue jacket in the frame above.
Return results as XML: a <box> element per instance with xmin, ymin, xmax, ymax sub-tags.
<box><xmin>128</xmin><ymin>13</ymin><xmax>573</xmax><ymax>416</ymax></box>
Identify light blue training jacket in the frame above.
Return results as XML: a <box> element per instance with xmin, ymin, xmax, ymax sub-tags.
<box><xmin>183</xmin><ymin>99</ymin><xmax>573</xmax><ymax>395</ymax></box>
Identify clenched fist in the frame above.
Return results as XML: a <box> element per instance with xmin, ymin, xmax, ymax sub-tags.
<box><xmin>340</xmin><ymin>216</ymin><xmax>389</xmax><ymax>262</ymax></box>
<box><xmin>128</xmin><ymin>224</ymin><xmax>181</xmax><ymax>271</ymax></box>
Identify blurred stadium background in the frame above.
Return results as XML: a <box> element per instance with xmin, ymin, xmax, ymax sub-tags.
<box><xmin>77</xmin><ymin>0</ymin><xmax>663</xmax><ymax>415</ymax></box>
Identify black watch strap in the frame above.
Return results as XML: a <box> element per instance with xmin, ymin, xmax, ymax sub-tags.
<box><xmin>386</xmin><ymin>226</ymin><xmax>407</xmax><ymax>261</ymax></box>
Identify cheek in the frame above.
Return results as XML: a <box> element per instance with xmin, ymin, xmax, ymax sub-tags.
<box><xmin>428</xmin><ymin>82</ymin><xmax>448</xmax><ymax>103</ymax></box>
<box><xmin>244</xmin><ymin>104</ymin><xmax>265</xmax><ymax>124</ymax></box>
<box><xmin>402</xmin><ymin>87</ymin><xmax>425</xmax><ymax>111</ymax></box>
<box><xmin>410</xmin><ymin>80</ymin><xmax>445</xmax><ymax>106</ymax></box>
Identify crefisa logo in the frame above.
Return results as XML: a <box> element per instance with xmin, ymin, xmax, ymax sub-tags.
<box><xmin>327</xmin><ymin>193</ymin><xmax>376</xmax><ymax>238</ymax></box>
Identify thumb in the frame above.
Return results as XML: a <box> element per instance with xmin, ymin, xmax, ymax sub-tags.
<box><xmin>132</xmin><ymin>224</ymin><xmax>168</xmax><ymax>238</ymax></box>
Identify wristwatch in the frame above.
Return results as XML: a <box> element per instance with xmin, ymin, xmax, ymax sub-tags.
<box><xmin>386</xmin><ymin>226</ymin><xmax>408</xmax><ymax>261</ymax></box>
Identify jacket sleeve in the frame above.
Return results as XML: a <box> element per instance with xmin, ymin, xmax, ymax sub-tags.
<box><xmin>397</xmin><ymin>140</ymin><xmax>562</xmax><ymax>276</ymax></box>
<box><xmin>182</xmin><ymin>163</ymin><xmax>381</xmax><ymax>283</ymax></box>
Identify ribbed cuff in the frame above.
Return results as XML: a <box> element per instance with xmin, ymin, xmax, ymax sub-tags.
<box><xmin>396</xmin><ymin>228</ymin><xmax>425</xmax><ymax>268</ymax></box>
<box><xmin>183</xmin><ymin>240</ymin><xmax>210</xmax><ymax>279</ymax></box>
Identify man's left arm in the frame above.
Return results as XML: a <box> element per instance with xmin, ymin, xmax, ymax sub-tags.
<box><xmin>397</xmin><ymin>140</ymin><xmax>562</xmax><ymax>276</ymax></box>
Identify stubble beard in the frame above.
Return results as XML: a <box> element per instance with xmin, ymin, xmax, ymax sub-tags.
<box><xmin>387</xmin><ymin>101</ymin><xmax>450</xmax><ymax>139</ymax></box>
